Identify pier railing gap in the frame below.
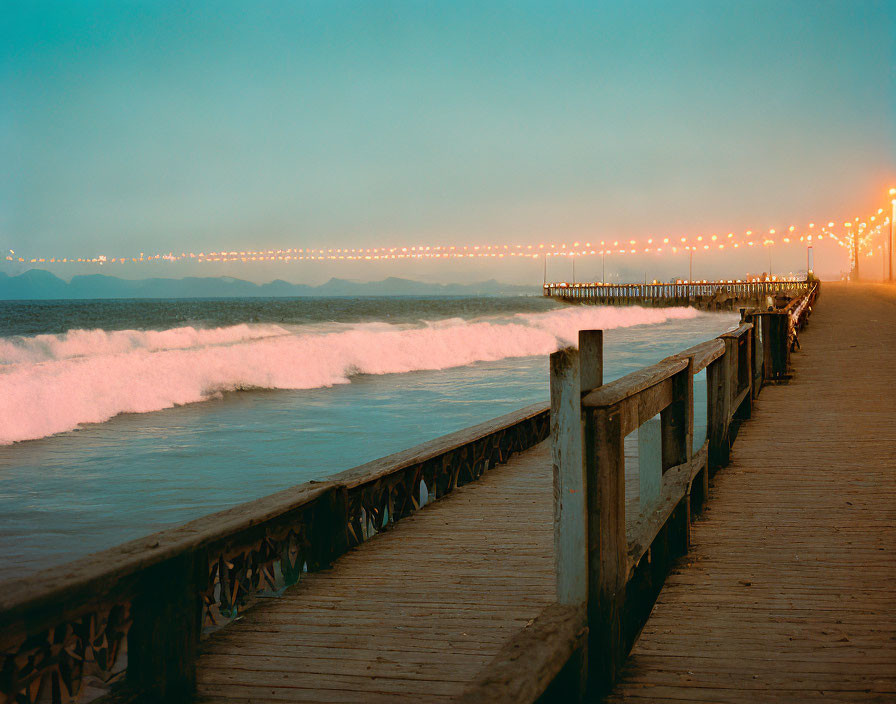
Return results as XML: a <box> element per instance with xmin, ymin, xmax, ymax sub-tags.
<box><xmin>0</xmin><ymin>284</ymin><xmax>818</xmax><ymax>704</ymax></box>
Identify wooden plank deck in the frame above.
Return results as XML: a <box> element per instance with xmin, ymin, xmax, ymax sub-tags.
<box><xmin>606</xmin><ymin>283</ymin><xmax>896</xmax><ymax>703</ymax></box>
<box><xmin>195</xmin><ymin>405</ymin><xmax>647</xmax><ymax>702</ymax></box>
<box><xmin>194</xmin><ymin>441</ymin><xmax>556</xmax><ymax>703</ymax></box>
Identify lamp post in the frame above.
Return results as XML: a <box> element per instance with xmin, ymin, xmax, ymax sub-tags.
<box><xmin>890</xmin><ymin>188</ymin><xmax>896</xmax><ymax>283</ymax></box>
<box><xmin>807</xmin><ymin>223</ymin><xmax>815</xmax><ymax>279</ymax></box>
<box><xmin>688</xmin><ymin>247</ymin><xmax>693</xmax><ymax>283</ymax></box>
<box><xmin>846</xmin><ymin>222</ymin><xmax>856</xmax><ymax>281</ymax></box>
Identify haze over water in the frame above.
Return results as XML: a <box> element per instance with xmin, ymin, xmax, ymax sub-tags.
<box><xmin>0</xmin><ymin>296</ymin><xmax>735</xmax><ymax>576</ymax></box>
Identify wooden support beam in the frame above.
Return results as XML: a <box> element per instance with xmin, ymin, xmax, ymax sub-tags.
<box><xmin>579</xmin><ymin>330</ymin><xmax>603</xmax><ymax>393</ymax></box>
<box><xmin>706</xmin><ymin>346</ymin><xmax>732</xmax><ymax>470</ymax></box>
<box><xmin>737</xmin><ymin>329</ymin><xmax>753</xmax><ymax>418</ymax></box>
<box><xmin>585</xmin><ymin>405</ymin><xmax>626</xmax><ymax>693</ymax></box>
<box><xmin>127</xmin><ymin>552</ymin><xmax>204</xmax><ymax>702</ymax></box>
<box><xmin>456</xmin><ymin>604</ymin><xmax>587</xmax><ymax>704</ymax></box>
<box><xmin>549</xmin><ymin>330</ymin><xmax>603</xmax><ymax>695</ymax></box>
<box><xmin>550</xmin><ymin>348</ymin><xmax>588</xmax><ymax>607</ymax></box>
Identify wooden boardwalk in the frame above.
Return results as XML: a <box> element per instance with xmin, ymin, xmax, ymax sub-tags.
<box><xmin>606</xmin><ymin>283</ymin><xmax>896</xmax><ymax>702</ymax></box>
<box><xmin>195</xmin><ymin>427</ymin><xmax>652</xmax><ymax>702</ymax></box>
<box><xmin>194</xmin><ymin>442</ymin><xmax>557</xmax><ymax>703</ymax></box>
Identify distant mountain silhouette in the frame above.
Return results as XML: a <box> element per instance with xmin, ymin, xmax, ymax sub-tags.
<box><xmin>0</xmin><ymin>270</ymin><xmax>539</xmax><ymax>300</ymax></box>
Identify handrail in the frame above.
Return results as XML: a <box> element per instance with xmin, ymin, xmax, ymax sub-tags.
<box><xmin>0</xmin><ymin>481</ymin><xmax>337</xmax><ymax>634</ymax></box>
<box><xmin>720</xmin><ymin>322</ymin><xmax>753</xmax><ymax>339</ymax></box>
<box><xmin>330</xmin><ymin>401</ymin><xmax>547</xmax><ymax>489</ymax></box>
<box><xmin>674</xmin><ymin>338</ymin><xmax>724</xmax><ymax>373</ymax></box>
<box><xmin>582</xmin><ymin>358</ymin><xmax>688</xmax><ymax>409</ymax></box>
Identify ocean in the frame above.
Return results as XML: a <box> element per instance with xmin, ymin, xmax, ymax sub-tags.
<box><xmin>0</xmin><ymin>296</ymin><xmax>737</xmax><ymax>576</ymax></box>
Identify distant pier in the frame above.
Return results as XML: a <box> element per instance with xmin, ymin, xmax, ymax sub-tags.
<box><xmin>543</xmin><ymin>280</ymin><xmax>812</xmax><ymax>309</ymax></box>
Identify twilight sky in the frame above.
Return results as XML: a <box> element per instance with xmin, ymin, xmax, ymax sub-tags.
<box><xmin>1</xmin><ymin>0</ymin><xmax>894</xmax><ymax>284</ymax></box>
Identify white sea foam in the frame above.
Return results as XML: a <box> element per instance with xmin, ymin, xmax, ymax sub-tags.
<box><xmin>0</xmin><ymin>306</ymin><xmax>700</xmax><ymax>444</ymax></box>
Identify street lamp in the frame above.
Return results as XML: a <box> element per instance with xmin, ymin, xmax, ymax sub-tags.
<box><xmin>845</xmin><ymin>222</ymin><xmax>856</xmax><ymax>281</ymax></box>
<box><xmin>890</xmin><ymin>187</ymin><xmax>896</xmax><ymax>283</ymax></box>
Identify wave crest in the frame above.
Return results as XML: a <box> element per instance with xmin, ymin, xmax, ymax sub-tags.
<box><xmin>0</xmin><ymin>305</ymin><xmax>700</xmax><ymax>444</ymax></box>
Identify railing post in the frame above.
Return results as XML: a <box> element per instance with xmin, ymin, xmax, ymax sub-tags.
<box><xmin>551</xmin><ymin>346</ymin><xmax>587</xmax><ymax>606</ymax></box>
<box><xmin>727</xmin><ymin>334</ymin><xmax>739</xmax><ymax>411</ymax></box>
<box><xmin>579</xmin><ymin>330</ymin><xmax>603</xmax><ymax>393</ymax></box>
<box><xmin>767</xmin><ymin>312</ymin><xmax>788</xmax><ymax>379</ymax></box>
<box><xmin>707</xmin><ymin>339</ymin><xmax>734</xmax><ymax>470</ymax></box>
<box><xmin>660</xmin><ymin>360</ymin><xmax>693</xmax><ymax>471</ymax></box>
<box><xmin>550</xmin><ymin>329</ymin><xmax>605</xmax><ymax>608</ymax></box>
<box><xmin>735</xmin><ymin>329</ymin><xmax>753</xmax><ymax>419</ymax></box>
<box><xmin>757</xmin><ymin>312</ymin><xmax>773</xmax><ymax>381</ymax></box>
<box><xmin>586</xmin><ymin>404</ymin><xmax>626</xmax><ymax>694</ymax></box>
<box><xmin>127</xmin><ymin>552</ymin><xmax>205</xmax><ymax>702</ymax></box>
<box><xmin>741</xmin><ymin>310</ymin><xmax>763</xmax><ymax>399</ymax></box>
<box><xmin>660</xmin><ymin>360</ymin><xmax>693</xmax><ymax>554</ymax></box>
<box><xmin>550</xmin><ymin>330</ymin><xmax>603</xmax><ymax>698</ymax></box>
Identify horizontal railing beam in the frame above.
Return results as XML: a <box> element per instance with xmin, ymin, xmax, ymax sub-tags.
<box><xmin>331</xmin><ymin>401</ymin><xmax>548</xmax><ymax>488</ymax></box>
<box><xmin>674</xmin><ymin>338</ymin><xmax>724</xmax><ymax>373</ymax></box>
<box><xmin>582</xmin><ymin>358</ymin><xmax>688</xmax><ymax>409</ymax></box>
<box><xmin>456</xmin><ymin>604</ymin><xmax>587</xmax><ymax>704</ymax></box>
<box><xmin>0</xmin><ymin>480</ymin><xmax>338</xmax><ymax>636</ymax></box>
<box><xmin>614</xmin><ymin>376</ymin><xmax>675</xmax><ymax>438</ymax></box>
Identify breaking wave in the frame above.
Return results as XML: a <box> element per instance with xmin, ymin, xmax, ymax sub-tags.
<box><xmin>0</xmin><ymin>305</ymin><xmax>700</xmax><ymax>444</ymax></box>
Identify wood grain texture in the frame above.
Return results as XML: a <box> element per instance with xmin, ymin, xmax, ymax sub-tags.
<box><xmin>455</xmin><ymin>603</ymin><xmax>586</xmax><ymax>704</ymax></box>
<box><xmin>605</xmin><ymin>282</ymin><xmax>896</xmax><ymax>703</ymax></box>
<box><xmin>193</xmin><ymin>438</ymin><xmax>647</xmax><ymax>704</ymax></box>
<box><xmin>195</xmin><ymin>442</ymin><xmax>557</xmax><ymax>704</ymax></box>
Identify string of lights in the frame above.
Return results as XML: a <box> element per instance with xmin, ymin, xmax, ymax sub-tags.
<box><xmin>6</xmin><ymin>191</ymin><xmax>893</xmax><ymax>267</ymax></box>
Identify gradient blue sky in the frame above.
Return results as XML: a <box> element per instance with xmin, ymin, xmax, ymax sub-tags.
<box><xmin>2</xmin><ymin>0</ymin><xmax>894</xmax><ymax>283</ymax></box>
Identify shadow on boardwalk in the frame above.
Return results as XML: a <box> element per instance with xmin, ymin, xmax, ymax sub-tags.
<box><xmin>604</xmin><ymin>283</ymin><xmax>896</xmax><ymax>703</ymax></box>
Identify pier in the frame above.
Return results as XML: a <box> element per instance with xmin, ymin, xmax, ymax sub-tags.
<box><xmin>543</xmin><ymin>280</ymin><xmax>813</xmax><ymax>309</ymax></box>
<box><xmin>3</xmin><ymin>282</ymin><xmax>895</xmax><ymax>703</ymax></box>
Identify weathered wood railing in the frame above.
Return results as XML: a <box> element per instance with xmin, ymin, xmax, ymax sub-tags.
<box><xmin>0</xmin><ymin>404</ymin><xmax>551</xmax><ymax>704</ymax></box>
<box><xmin>741</xmin><ymin>280</ymin><xmax>818</xmax><ymax>383</ymax></box>
<box><xmin>460</xmin><ymin>282</ymin><xmax>819</xmax><ymax>702</ymax></box>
